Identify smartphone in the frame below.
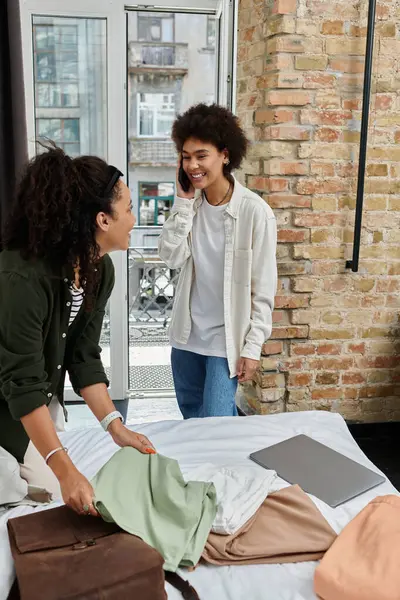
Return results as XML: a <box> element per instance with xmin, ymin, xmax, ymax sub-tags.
<box><xmin>178</xmin><ymin>158</ymin><xmax>192</xmax><ymax>193</ymax></box>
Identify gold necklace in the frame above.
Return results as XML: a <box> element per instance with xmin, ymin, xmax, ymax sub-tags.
<box><xmin>205</xmin><ymin>181</ymin><xmax>232</xmax><ymax>207</ymax></box>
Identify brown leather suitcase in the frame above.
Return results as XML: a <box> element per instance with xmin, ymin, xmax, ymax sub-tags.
<box><xmin>7</xmin><ymin>505</ymin><xmax>198</xmax><ymax>600</ymax></box>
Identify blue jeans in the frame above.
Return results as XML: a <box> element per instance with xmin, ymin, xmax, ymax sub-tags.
<box><xmin>171</xmin><ymin>348</ymin><xmax>238</xmax><ymax>419</ymax></box>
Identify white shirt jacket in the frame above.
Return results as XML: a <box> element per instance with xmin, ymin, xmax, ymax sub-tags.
<box><xmin>158</xmin><ymin>178</ymin><xmax>277</xmax><ymax>378</ymax></box>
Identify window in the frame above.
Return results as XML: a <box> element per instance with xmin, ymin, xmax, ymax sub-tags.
<box><xmin>36</xmin><ymin>118</ymin><xmax>80</xmax><ymax>156</ymax></box>
<box><xmin>137</xmin><ymin>12</ymin><xmax>174</xmax><ymax>43</ymax></box>
<box><xmin>138</xmin><ymin>182</ymin><xmax>174</xmax><ymax>226</ymax></box>
<box><xmin>138</xmin><ymin>93</ymin><xmax>175</xmax><ymax>138</ymax></box>
<box><xmin>33</xmin><ymin>24</ymin><xmax>79</xmax><ymax>107</ymax></box>
<box><xmin>207</xmin><ymin>16</ymin><xmax>216</xmax><ymax>49</ymax></box>
<box><xmin>32</xmin><ymin>16</ymin><xmax>107</xmax><ymax>159</ymax></box>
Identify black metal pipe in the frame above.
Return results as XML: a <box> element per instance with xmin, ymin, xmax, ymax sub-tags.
<box><xmin>346</xmin><ymin>0</ymin><xmax>377</xmax><ymax>272</ymax></box>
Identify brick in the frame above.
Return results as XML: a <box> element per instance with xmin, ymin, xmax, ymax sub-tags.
<box><xmin>297</xmin><ymin>179</ymin><xmax>347</xmax><ymax>195</ymax></box>
<box><xmin>300</xmin><ymin>110</ymin><xmax>352</xmax><ymax>126</ymax></box>
<box><xmin>311</xmin><ymin>161</ymin><xmax>335</xmax><ymax>176</ymax></box>
<box><xmin>380</xmin><ymin>40</ymin><xmax>400</xmax><ymax>56</ymax></box>
<box><xmin>346</xmin><ymin>343</ymin><xmax>366</xmax><ymax>354</ymax></box>
<box><xmin>267</xmin><ymin>36</ymin><xmax>324</xmax><ymax>55</ymax></box>
<box><xmin>329</xmin><ymin>58</ymin><xmax>365</xmax><ymax>74</ymax></box>
<box><xmin>262</xmin><ymin>341</ymin><xmax>284</xmax><ymax>355</ymax></box>
<box><xmin>293</xmin><ymin>277</ymin><xmax>320</xmax><ymax>292</ymax></box>
<box><xmin>316</xmin><ymin>372</ymin><xmax>340</xmax><ymax>385</ymax></box>
<box><xmin>296</xmin><ymin>20</ymin><xmax>320</xmax><ymax>36</ymax></box>
<box><xmin>317</xmin><ymin>343</ymin><xmax>341</xmax><ymax>355</ymax></box>
<box><xmin>322</xmin><ymin>20</ymin><xmax>344</xmax><ymax>35</ymax></box>
<box><xmin>295</xmin><ymin>55</ymin><xmax>328</xmax><ymax>70</ymax></box>
<box><xmin>263</xmin><ymin>72</ymin><xmax>304</xmax><ymax>89</ymax></box>
<box><xmin>326</xmin><ymin>38</ymin><xmax>366</xmax><ymax>56</ymax></box>
<box><xmin>255</xmin><ymin>109</ymin><xmax>296</xmax><ymax>125</ymax></box>
<box><xmin>278</xmin><ymin>229</ymin><xmax>309</xmax><ymax>243</ymax></box>
<box><xmin>366</xmin><ymin>163</ymin><xmax>388</xmax><ymax>177</ymax></box>
<box><xmin>265</xmin><ymin>125</ymin><xmax>311</xmax><ymax>141</ymax></box>
<box><xmin>275</xmin><ymin>295</ymin><xmax>310</xmax><ymax>309</ymax></box>
<box><xmin>315</xmin><ymin>128</ymin><xmax>341</xmax><ymax>143</ymax></box>
<box><xmin>278</xmin><ymin>262</ymin><xmax>310</xmax><ymax>276</ymax></box>
<box><xmin>271</xmin><ymin>326</ymin><xmax>309</xmax><ymax>339</ymax></box>
<box><xmin>290</xmin><ymin>309</ymin><xmax>319</xmax><ymax>325</ymax></box>
<box><xmin>272</xmin><ymin>0</ymin><xmax>297</xmax><ymax>14</ymax></box>
<box><xmin>312</xmin><ymin>388</ymin><xmax>343</xmax><ymax>400</ymax></box>
<box><xmin>264</xmin><ymin>159</ymin><xmax>309</xmax><ymax>175</ymax></box>
<box><xmin>256</xmin><ymin>372</ymin><xmax>286</xmax><ymax>388</ymax></box>
<box><xmin>376</xmin><ymin>22</ymin><xmax>396</xmax><ymax>37</ymax></box>
<box><xmin>315</xmin><ymin>92</ymin><xmax>342</xmax><ymax>109</ymax></box>
<box><xmin>349</xmin><ymin>25</ymin><xmax>367</xmax><ymax>37</ymax></box>
<box><xmin>248</xmin><ymin>176</ymin><xmax>289</xmax><ymax>192</ymax></box>
<box><xmin>294</xmin><ymin>213</ymin><xmax>343</xmax><ymax>227</ymax></box>
<box><xmin>303</xmin><ymin>73</ymin><xmax>337</xmax><ymax>89</ymax></box>
<box><xmin>265</xmin><ymin>15</ymin><xmax>296</xmax><ymax>36</ymax></box>
<box><xmin>342</xmin><ymin>372</ymin><xmax>366</xmax><ymax>385</ymax></box>
<box><xmin>375</xmin><ymin>94</ymin><xmax>393</xmax><ymax>111</ymax></box>
<box><xmin>266</xmin><ymin>90</ymin><xmax>312</xmax><ymax>106</ymax></box>
<box><xmin>294</xmin><ymin>245</ymin><xmax>344</xmax><ymax>260</ymax></box>
<box><xmin>309</xmin><ymin>328</ymin><xmax>356</xmax><ymax>340</ymax></box>
<box><xmin>265</xmin><ymin>54</ymin><xmax>294</xmax><ymax>72</ymax></box>
<box><xmin>288</xmin><ymin>373</ymin><xmax>313</xmax><ymax>387</ymax></box>
<box><xmin>266</xmin><ymin>194</ymin><xmax>312</xmax><ymax>208</ymax></box>
<box><xmin>291</xmin><ymin>343</ymin><xmax>316</xmax><ymax>356</ymax></box>
<box><xmin>299</xmin><ymin>143</ymin><xmax>353</xmax><ymax>159</ymax></box>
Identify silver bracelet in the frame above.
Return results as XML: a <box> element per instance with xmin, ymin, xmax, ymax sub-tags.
<box><xmin>100</xmin><ymin>411</ymin><xmax>123</xmax><ymax>432</ymax></box>
<box><xmin>45</xmin><ymin>446</ymin><xmax>68</xmax><ymax>465</ymax></box>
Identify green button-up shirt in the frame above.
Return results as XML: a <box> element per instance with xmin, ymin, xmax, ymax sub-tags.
<box><xmin>0</xmin><ymin>250</ymin><xmax>115</xmax><ymax>462</ymax></box>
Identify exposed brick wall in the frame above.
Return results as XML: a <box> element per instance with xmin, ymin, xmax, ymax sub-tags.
<box><xmin>236</xmin><ymin>0</ymin><xmax>400</xmax><ymax>422</ymax></box>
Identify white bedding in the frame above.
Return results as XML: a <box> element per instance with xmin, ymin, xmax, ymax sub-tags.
<box><xmin>0</xmin><ymin>410</ymin><xmax>397</xmax><ymax>600</ymax></box>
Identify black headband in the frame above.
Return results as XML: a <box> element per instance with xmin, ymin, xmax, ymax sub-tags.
<box><xmin>103</xmin><ymin>166</ymin><xmax>124</xmax><ymax>197</ymax></box>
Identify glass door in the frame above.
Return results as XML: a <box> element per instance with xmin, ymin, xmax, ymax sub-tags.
<box><xmin>20</xmin><ymin>0</ymin><xmax>237</xmax><ymax>422</ymax></box>
<box><xmin>126</xmin><ymin>3</ymin><xmax>235</xmax><ymax>399</ymax></box>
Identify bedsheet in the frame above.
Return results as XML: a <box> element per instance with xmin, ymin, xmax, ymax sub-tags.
<box><xmin>0</xmin><ymin>410</ymin><xmax>397</xmax><ymax>600</ymax></box>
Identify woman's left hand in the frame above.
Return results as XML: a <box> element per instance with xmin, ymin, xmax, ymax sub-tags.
<box><xmin>237</xmin><ymin>357</ymin><xmax>259</xmax><ymax>383</ymax></box>
<box><xmin>108</xmin><ymin>420</ymin><xmax>156</xmax><ymax>454</ymax></box>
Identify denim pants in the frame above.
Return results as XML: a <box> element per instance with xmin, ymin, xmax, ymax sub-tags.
<box><xmin>171</xmin><ymin>348</ymin><xmax>238</xmax><ymax>419</ymax></box>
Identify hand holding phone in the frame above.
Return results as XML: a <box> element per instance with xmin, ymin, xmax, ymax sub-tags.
<box><xmin>177</xmin><ymin>156</ymin><xmax>194</xmax><ymax>198</ymax></box>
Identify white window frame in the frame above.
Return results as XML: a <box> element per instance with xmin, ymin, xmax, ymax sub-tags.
<box><xmin>137</xmin><ymin>92</ymin><xmax>175</xmax><ymax>138</ymax></box>
<box><xmin>19</xmin><ymin>0</ymin><xmax>237</xmax><ymax>404</ymax></box>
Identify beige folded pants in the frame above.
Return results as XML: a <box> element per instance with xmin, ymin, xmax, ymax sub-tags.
<box><xmin>314</xmin><ymin>494</ymin><xmax>400</xmax><ymax>600</ymax></box>
<box><xmin>19</xmin><ymin>398</ymin><xmax>65</xmax><ymax>500</ymax></box>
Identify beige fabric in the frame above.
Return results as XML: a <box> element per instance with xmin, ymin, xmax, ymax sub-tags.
<box><xmin>19</xmin><ymin>397</ymin><xmax>65</xmax><ymax>500</ymax></box>
<box><xmin>202</xmin><ymin>485</ymin><xmax>337</xmax><ymax>566</ymax></box>
<box><xmin>314</xmin><ymin>494</ymin><xmax>400</xmax><ymax>600</ymax></box>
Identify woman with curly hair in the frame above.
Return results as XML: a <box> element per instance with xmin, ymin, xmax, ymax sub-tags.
<box><xmin>159</xmin><ymin>103</ymin><xmax>277</xmax><ymax>418</ymax></box>
<box><xmin>0</xmin><ymin>147</ymin><xmax>155</xmax><ymax>516</ymax></box>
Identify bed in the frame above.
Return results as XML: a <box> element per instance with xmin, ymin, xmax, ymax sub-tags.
<box><xmin>1</xmin><ymin>410</ymin><xmax>397</xmax><ymax>600</ymax></box>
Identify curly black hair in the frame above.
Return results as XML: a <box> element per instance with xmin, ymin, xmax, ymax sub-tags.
<box><xmin>171</xmin><ymin>103</ymin><xmax>248</xmax><ymax>173</ymax></box>
<box><xmin>3</xmin><ymin>145</ymin><xmax>120</xmax><ymax>307</ymax></box>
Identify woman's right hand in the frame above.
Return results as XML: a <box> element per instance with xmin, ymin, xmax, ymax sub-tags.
<box><xmin>59</xmin><ymin>467</ymin><xmax>99</xmax><ymax>517</ymax></box>
<box><xmin>176</xmin><ymin>156</ymin><xmax>195</xmax><ymax>199</ymax></box>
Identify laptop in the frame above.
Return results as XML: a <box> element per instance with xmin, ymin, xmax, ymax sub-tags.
<box><xmin>249</xmin><ymin>434</ymin><xmax>385</xmax><ymax>508</ymax></box>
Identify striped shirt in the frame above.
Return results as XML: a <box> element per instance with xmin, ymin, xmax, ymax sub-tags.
<box><xmin>68</xmin><ymin>283</ymin><xmax>84</xmax><ymax>326</ymax></box>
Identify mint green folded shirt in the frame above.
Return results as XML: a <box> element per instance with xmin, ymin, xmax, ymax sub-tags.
<box><xmin>91</xmin><ymin>447</ymin><xmax>217</xmax><ymax>572</ymax></box>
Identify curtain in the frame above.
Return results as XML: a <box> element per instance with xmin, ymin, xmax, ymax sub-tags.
<box><xmin>0</xmin><ymin>0</ymin><xmax>27</xmax><ymax>249</ymax></box>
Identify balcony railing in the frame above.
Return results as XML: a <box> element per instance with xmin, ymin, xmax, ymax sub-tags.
<box><xmin>129</xmin><ymin>139</ymin><xmax>176</xmax><ymax>165</ymax></box>
<box><xmin>128</xmin><ymin>42</ymin><xmax>189</xmax><ymax>70</ymax></box>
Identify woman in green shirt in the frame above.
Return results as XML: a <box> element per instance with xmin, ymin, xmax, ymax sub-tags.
<box><xmin>0</xmin><ymin>146</ymin><xmax>155</xmax><ymax>516</ymax></box>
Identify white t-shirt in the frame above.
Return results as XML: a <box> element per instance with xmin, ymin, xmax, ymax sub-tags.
<box><xmin>172</xmin><ymin>199</ymin><xmax>227</xmax><ymax>357</ymax></box>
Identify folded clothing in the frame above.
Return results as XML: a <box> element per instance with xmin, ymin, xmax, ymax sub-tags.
<box><xmin>203</xmin><ymin>484</ymin><xmax>337</xmax><ymax>566</ymax></box>
<box><xmin>186</xmin><ymin>463</ymin><xmax>277</xmax><ymax>535</ymax></box>
<box><xmin>91</xmin><ymin>447</ymin><xmax>217</xmax><ymax>572</ymax></box>
<box><xmin>314</xmin><ymin>494</ymin><xmax>400</xmax><ymax>600</ymax></box>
